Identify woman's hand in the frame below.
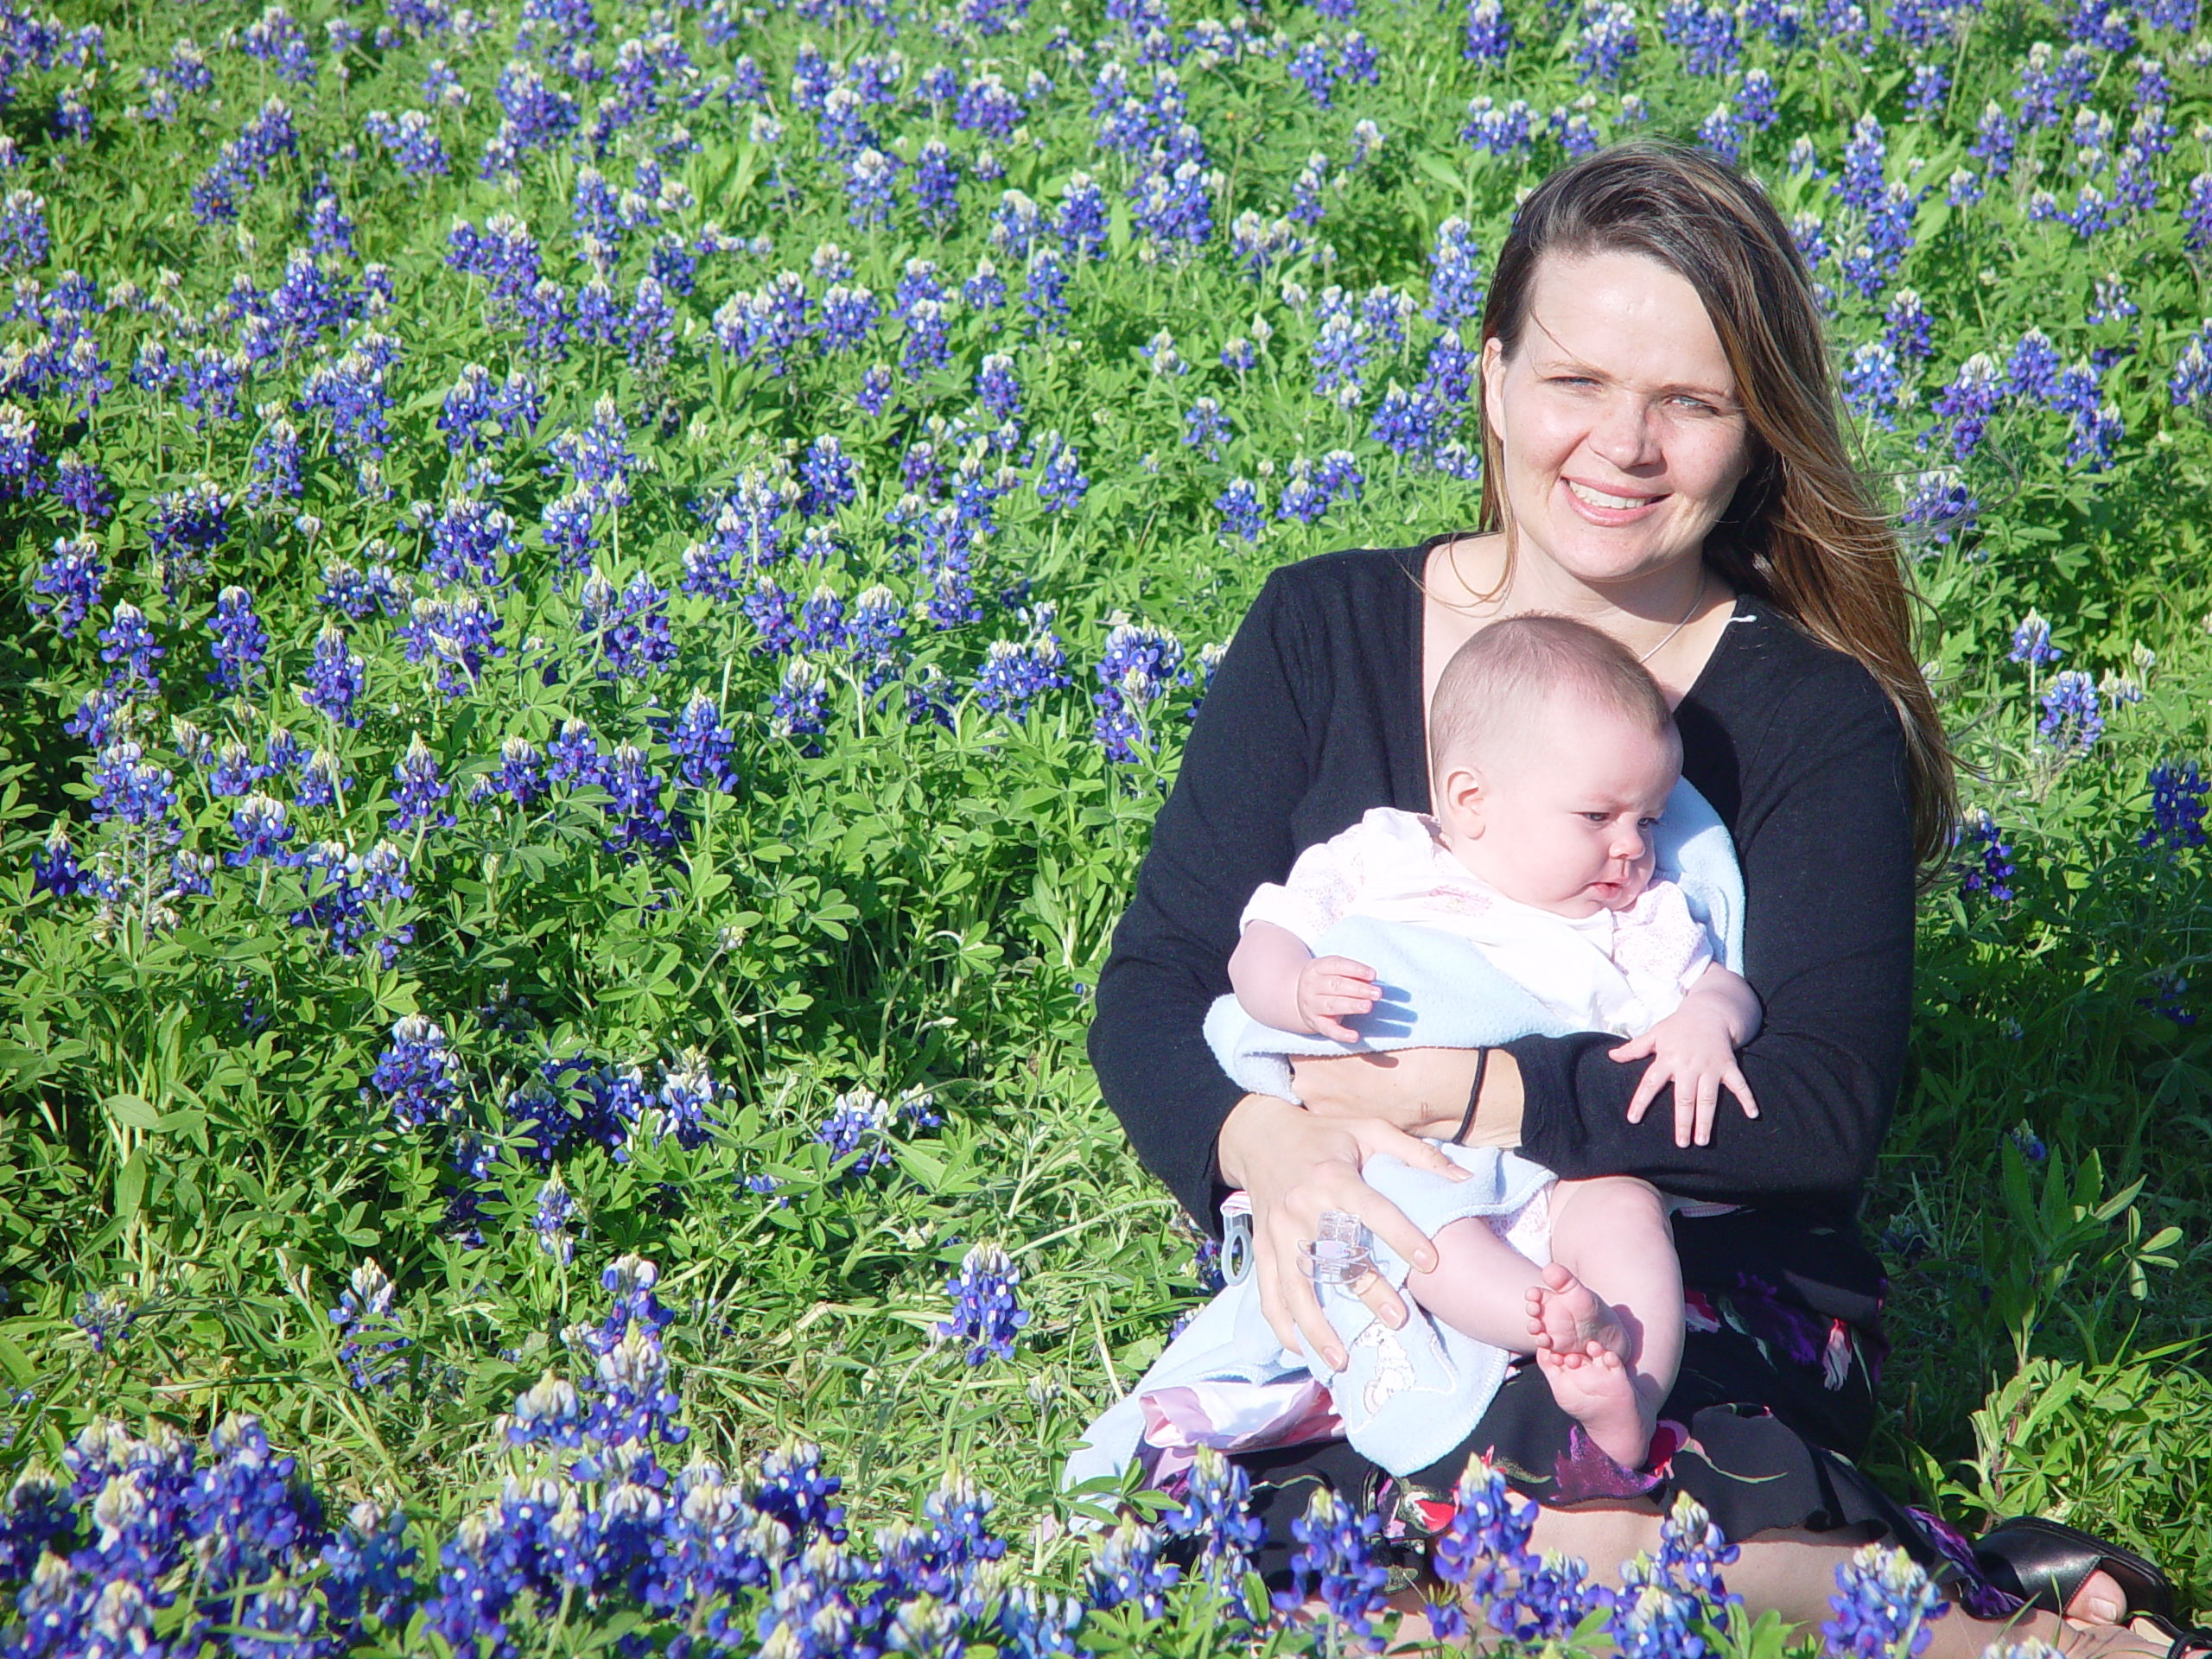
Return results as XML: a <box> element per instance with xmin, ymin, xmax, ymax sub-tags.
<box><xmin>1216</xmin><ymin>1093</ymin><xmax>1472</xmax><ymax>1370</ymax></box>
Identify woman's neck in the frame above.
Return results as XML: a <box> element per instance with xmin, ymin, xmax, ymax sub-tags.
<box><xmin>1421</xmin><ymin>531</ymin><xmax>1737</xmax><ymax>710</ymax></box>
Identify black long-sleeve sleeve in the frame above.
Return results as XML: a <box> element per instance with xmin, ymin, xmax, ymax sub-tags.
<box><xmin>1088</xmin><ymin>541</ymin><xmax>1915</xmax><ymax>1230</ymax></box>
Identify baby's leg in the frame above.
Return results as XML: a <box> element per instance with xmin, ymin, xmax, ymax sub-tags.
<box><xmin>1401</xmin><ymin>1215</ymin><xmax>1553</xmax><ymax>1352</ymax></box>
<box><xmin>1534</xmin><ymin>1176</ymin><xmax>1684</xmax><ymax>1469</ymax></box>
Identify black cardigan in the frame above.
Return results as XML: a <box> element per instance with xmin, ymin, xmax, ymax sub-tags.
<box><xmin>1089</xmin><ymin>538</ymin><xmax>1916</xmax><ymax>1237</ymax></box>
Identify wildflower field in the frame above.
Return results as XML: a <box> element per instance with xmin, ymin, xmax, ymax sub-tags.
<box><xmin>4</xmin><ymin>0</ymin><xmax>2212</xmax><ymax>1648</ymax></box>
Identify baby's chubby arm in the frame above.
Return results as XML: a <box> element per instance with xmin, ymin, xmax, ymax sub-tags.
<box><xmin>1608</xmin><ymin>964</ymin><xmax>1762</xmax><ymax>1148</ymax></box>
<box><xmin>1228</xmin><ymin>920</ymin><xmax>1378</xmax><ymax>1045</ymax></box>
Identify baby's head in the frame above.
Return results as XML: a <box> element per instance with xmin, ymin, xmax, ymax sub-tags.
<box><xmin>1428</xmin><ymin>614</ymin><xmax>1681</xmax><ymax>918</ymax></box>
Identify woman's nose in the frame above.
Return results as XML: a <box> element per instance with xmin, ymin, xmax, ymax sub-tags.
<box><xmin>1588</xmin><ymin>391</ymin><xmax>1662</xmax><ymax>471</ymax></box>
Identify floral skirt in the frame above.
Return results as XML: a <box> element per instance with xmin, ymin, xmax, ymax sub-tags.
<box><xmin>1219</xmin><ymin>1208</ymin><xmax>2021</xmax><ymax>1618</ymax></box>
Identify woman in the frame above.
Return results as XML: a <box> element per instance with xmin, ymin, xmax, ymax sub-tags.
<box><xmin>1089</xmin><ymin>142</ymin><xmax>2197</xmax><ymax>1654</ymax></box>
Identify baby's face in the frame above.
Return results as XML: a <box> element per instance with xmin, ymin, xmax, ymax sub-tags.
<box><xmin>1437</xmin><ymin>706</ymin><xmax>1679</xmax><ymax>918</ymax></box>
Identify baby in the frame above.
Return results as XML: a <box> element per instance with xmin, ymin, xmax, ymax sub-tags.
<box><xmin>1226</xmin><ymin>613</ymin><xmax>1760</xmax><ymax>1468</ymax></box>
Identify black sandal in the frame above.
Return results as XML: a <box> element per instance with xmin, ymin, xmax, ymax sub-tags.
<box><xmin>2138</xmin><ymin>1614</ymin><xmax>2212</xmax><ymax>1659</ymax></box>
<box><xmin>1972</xmin><ymin>1516</ymin><xmax>2177</xmax><ymax>1622</ymax></box>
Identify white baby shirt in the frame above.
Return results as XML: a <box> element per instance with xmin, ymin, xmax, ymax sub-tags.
<box><xmin>1241</xmin><ymin>806</ymin><xmax>1717</xmax><ymax>1039</ymax></box>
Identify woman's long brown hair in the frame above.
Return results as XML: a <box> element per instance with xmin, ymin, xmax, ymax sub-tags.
<box><xmin>1470</xmin><ymin>138</ymin><xmax>1959</xmax><ymax>871</ymax></box>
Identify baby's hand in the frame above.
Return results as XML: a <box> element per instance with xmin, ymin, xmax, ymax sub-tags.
<box><xmin>1609</xmin><ymin>1001</ymin><xmax>1758</xmax><ymax>1148</ymax></box>
<box><xmin>1296</xmin><ymin>956</ymin><xmax>1378</xmax><ymax>1044</ymax></box>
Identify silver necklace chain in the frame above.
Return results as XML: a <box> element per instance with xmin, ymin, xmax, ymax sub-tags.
<box><xmin>1635</xmin><ymin>576</ymin><xmax>1706</xmax><ymax>666</ymax></box>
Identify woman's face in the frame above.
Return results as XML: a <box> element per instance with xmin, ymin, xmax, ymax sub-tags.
<box><xmin>1480</xmin><ymin>250</ymin><xmax>1756</xmax><ymax>592</ymax></box>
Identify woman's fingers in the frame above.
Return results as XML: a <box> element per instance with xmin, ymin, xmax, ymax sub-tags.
<box><xmin>1344</xmin><ymin>1118</ymin><xmax>1470</xmax><ymax>1196</ymax></box>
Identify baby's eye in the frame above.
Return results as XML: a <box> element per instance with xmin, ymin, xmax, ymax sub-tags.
<box><xmin>1580</xmin><ymin>811</ymin><xmax>1611</xmax><ymax>823</ymax></box>
<box><xmin>1637</xmin><ymin>816</ymin><xmax>1661</xmax><ymax>829</ymax></box>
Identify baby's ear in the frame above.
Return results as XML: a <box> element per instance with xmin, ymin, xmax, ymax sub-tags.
<box><xmin>1436</xmin><ymin>763</ymin><xmax>1486</xmax><ymax>830</ymax></box>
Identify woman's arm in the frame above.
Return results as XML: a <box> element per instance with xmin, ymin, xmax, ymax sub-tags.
<box><xmin>1088</xmin><ymin>568</ymin><xmax>1319</xmax><ymax>1223</ymax></box>
<box><xmin>1510</xmin><ymin>651</ymin><xmax>1916</xmax><ymax>1204</ymax></box>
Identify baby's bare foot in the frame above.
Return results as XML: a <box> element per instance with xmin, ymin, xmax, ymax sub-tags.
<box><xmin>1534</xmin><ymin>1263</ymin><xmax>1635</xmax><ymax>1366</ymax></box>
<box><xmin>1537</xmin><ymin>1342</ymin><xmax>1653</xmax><ymax>1470</ymax></box>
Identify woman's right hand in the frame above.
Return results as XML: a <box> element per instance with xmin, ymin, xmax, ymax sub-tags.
<box><xmin>1215</xmin><ymin>1092</ymin><xmax>1471</xmax><ymax>1370</ymax></box>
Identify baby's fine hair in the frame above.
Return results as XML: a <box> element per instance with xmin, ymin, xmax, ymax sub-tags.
<box><xmin>1427</xmin><ymin>613</ymin><xmax>1677</xmax><ymax>780</ymax></box>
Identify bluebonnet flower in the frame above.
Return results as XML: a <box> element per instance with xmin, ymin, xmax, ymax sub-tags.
<box><xmin>205</xmin><ymin>586</ymin><xmax>270</xmax><ymax>696</ymax></box>
<box><xmin>974</xmin><ymin>607</ymin><xmax>1070</xmax><ymax>715</ymax></box>
<box><xmin>1823</xmin><ymin>1543</ymin><xmax>1948</xmax><ymax>1658</ymax></box>
<box><xmin>372</xmin><ymin>1014</ymin><xmax>460</xmax><ymax>1130</ymax></box>
<box><xmin>1883</xmin><ymin>290</ymin><xmax>1934</xmax><ymax>361</ymax></box>
<box><xmin>1184</xmin><ymin>397</ymin><xmax>1230</xmax><ymax>460</ymax></box>
<box><xmin>2038</xmin><ymin>671</ymin><xmax>2103</xmax><ymax>756</ymax></box>
<box><xmin>578</xmin><ymin>569</ymin><xmax>676</xmax><ymax>680</ymax></box>
<box><xmin>1575</xmin><ymin>2</ymin><xmax>1641</xmax><ymax>80</ymax></box>
<box><xmin>599</xmin><ymin>744</ymin><xmax>683</xmax><ymax>861</ymax></box>
<box><xmin>1738</xmin><ymin>67</ymin><xmax>1778</xmax><ymax>128</ymax></box>
<box><xmin>31</xmin><ymin>821</ymin><xmax>87</xmax><ymax>900</ymax></box>
<box><xmin>771</xmin><ymin>657</ymin><xmax>830</xmax><ymax>749</ymax></box>
<box><xmin>0</xmin><ymin>188</ymin><xmax>48</xmax><ymax>267</ymax></box>
<box><xmin>846</xmin><ymin>585</ymin><xmax>907</xmax><ymax>690</ymax></box>
<box><xmin>821</xmin><ymin>283</ymin><xmax>881</xmax><ymax>353</ymax></box>
<box><xmin>797</xmin><ymin>584</ymin><xmax>847</xmax><ymax>654</ymax></box>
<box><xmin>1929</xmin><ymin>353</ymin><xmax>2004</xmax><ymax>460</ymax></box>
<box><xmin>53</xmin><ymin>451</ymin><xmax>113</xmax><ymax>521</ymax></box>
<box><xmin>302</xmin><ymin>621</ymin><xmax>365</xmax><ymax>728</ymax></box>
<box><xmin>1093</xmin><ymin>619</ymin><xmax>1183</xmax><ymax>762</ymax></box>
<box><xmin>227</xmin><ymin>792</ymin><xmax>297</xmax><ymax>868</ymax></box>
<box><xmin>1906</xmin><ymin>61</ymin><xmax>1949</xmax><ymax>117</ymax></box>
<box><xmin>474</xmin><ymin>735</ymin><xmax>544</xmax><ymax>811</ymax></box>
<box><xmin>935</xmin><ymin>1243</ymin><xmax>1028</xmax><ymax>1363</ymax></box>
<box><xmin>549</xmin><ymin>720</ymin><xmax>607</xmax><ymax>790</ymax></box>
<box><xmin>2144</xmin><ymin>760</ymin><xmax>2208</xmax><ymax>852</ymax></box>
<box><xmin>810</xmin><ymin>1083</ymin><xmax>916</xmax><ymax>1173</ymax></box>
<box><xmin>363</xmin><ymin>108</ymin><xmax>448</xmax><ymax>175</ymax></box>
<box><xmin>73</xmin><ymin>1287</ymin><xmax>137</xmax><ymax>1353</ymax></box>
<box><xmin>291</xmin><ymin>840</ymin><xmax>416</xmax><ymax>965</ymax></box>
<box><xmin>65</xmin><ymin>685</ymin><xmax>131</xmax><ymax>747</ymax></box>
<box><xmin>1086</xmin><ymin>1517</ymin><xmax>1179</xmax><ymax>1616</ymax></box>
<box><xmin>662</xmin><ymin>694</ymin><xmax>739</xmax><ymax>792</ymax></box>
<box><xmin>746</xmin><ymin>575</ymin><xmax>798</xmax><ymax>657</ymax></box>
<box><xmin>1274</xmin><ymin>1487</ymin><xmax>1391</xmax><ymax>1643</ymax></box>
<box><xmin>532</xmin><ymin>1173</ymin><xmax>580</xmax><ymax>1264</ymax></box>
<box><xmin>1465</xmin><ymin>0</ymin><xmax>1512</xmax><ymax>59</ymax></box>
<box><xmin>2009</xmin><ymin>612</ymin><xmax>2061</xmax><ymax>665</ymax></box>
<box><xmin>1034</xmin><ymin>433</ymin><xmax>1088</xmax><ymax>511</ymax></box>
<box><xmin>976</xmin><ymin>353</ymin><xmax>1021</xmax><ymax>424</ymax></box>
<box><xmin>389</xmin><ymin>734</ymin><xmax>456</xmax><ymax>833</ymax></box>
<box><xmin>295</xmin><ymin>747</ymin><xmax>350</xmax><ymax>812</ymax></box>
<box><xmin>1900</xmin><ymin>471</ymin><xmax>1976</xmax><ymax>545</ymax></box>
<box><xmin>843</xmin><ymin>147</ymin><xmax>900</xmax><ymax>228</ymax></box>
<box><xmin>1163</xmin><ymin>1446</ymin><xmax>1264</xmax><ymax>1592</ymax></box>
<box><xmin>1216</xmin><ymin>479</ymin><xmax>1266</xmax><ymax>544</ymax></box>
<box><xmin>1129</xmin><ymin>156</ymin><xmax>1214</xmax><ymax>257</ymax></box>
<box><xmin>1426</xmin><ymin>215</ymin><xmax>1485</xmax><ymax>326</ymax></box>
<box><xmin>207</xmin><ymin>738</ymin><xmax>258</xmax><ymax>799</ymax></box>
<box><xmin>400</xmin><ymin>593</ymin><xmax>506</xmax><ymax>697</ymax></box>
<box><xmin>327</xmin><ymin>1259</ymin><xmax>410</xmax><ymax>1390</ymax></box>
<box><xmin>800</xmin><ymin>435</ymin><xmax>859</xmax><ymax>518</ymax></box>
<box><xmin>98</xmin><ymin>601</ymin><xmax>163</xmax><ymax>694</ymax></box>
<box><xmin>912</xmin><ymin>138</ymin><xmax>961</xmax><ymax>232</ymax></box>
<box><xmin>1841</xmin><ymin>342</ymin><xmax>1903</xmax><ymax>425</ymax></box>
<box><xmin>29</xmin><ymin>534</ymin><xmax>103</xmax><ymax>637</ymax></box>
<box><xmin>1697</xmin><ymin>103</ymin><xmax>1742</xmax><ymax>164</ymax></box>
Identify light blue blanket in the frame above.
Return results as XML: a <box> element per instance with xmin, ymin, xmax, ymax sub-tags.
<box><xmin>1065</xmin><ymin>779</ymin><xmax>1745</xmax><ymax>1485</ymax></box>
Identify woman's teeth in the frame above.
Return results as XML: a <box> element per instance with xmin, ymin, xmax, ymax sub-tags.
<box><xmin>1567</xmin><ymin>481</ymin><xmax>1656</xmax><ymax>510</ymax></box>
